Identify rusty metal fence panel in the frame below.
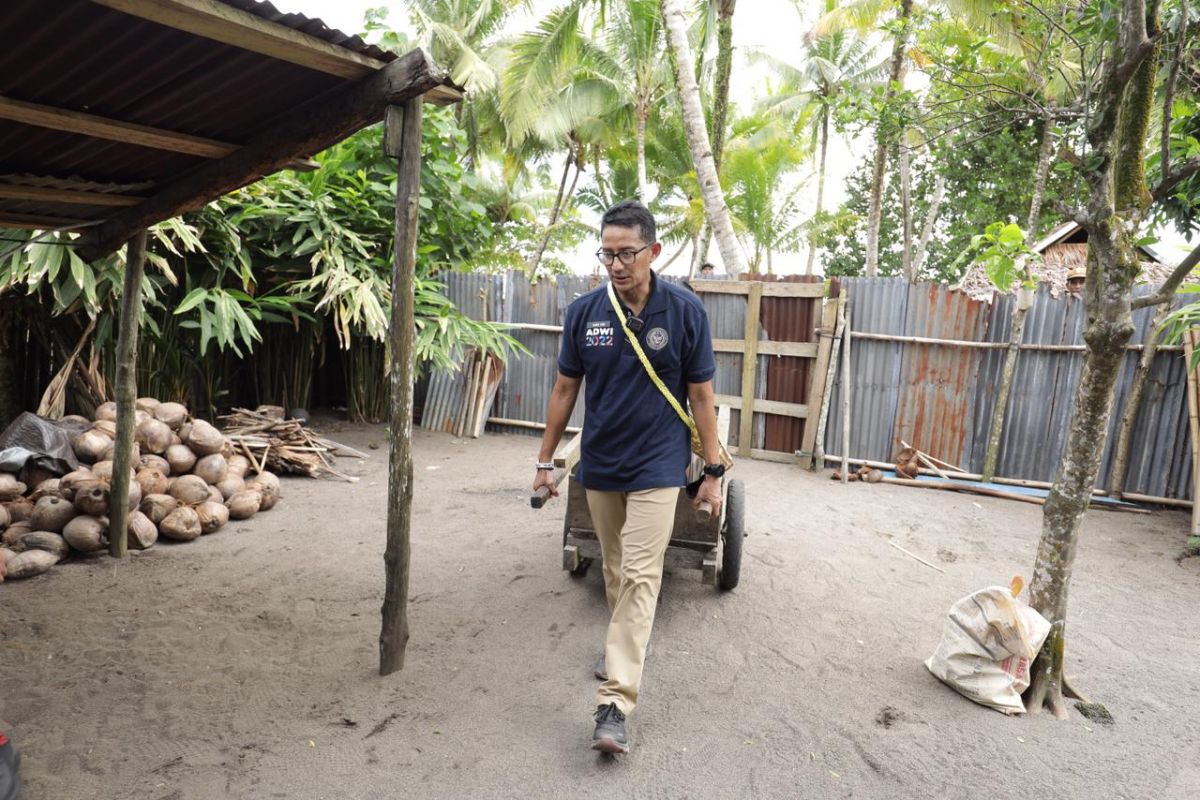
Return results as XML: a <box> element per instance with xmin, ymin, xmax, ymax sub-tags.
<box><xmin>824</xmin><ymin>277</ymin><xmax>1193</xmax><ymax>500</ymax></box>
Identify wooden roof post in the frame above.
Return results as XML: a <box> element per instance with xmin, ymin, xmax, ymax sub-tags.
<box><xmin>108</xmin><ymin>229</ymin><xmax>148</xmax><ymax>558</ymax></box>
<box><xmin>379</xmin><ymin>99</ymin><xmax>422</xmax><ymax>676</ymax></box>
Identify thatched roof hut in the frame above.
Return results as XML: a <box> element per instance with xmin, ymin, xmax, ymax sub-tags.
<box><xmin>956</xmin><ymin>221</ymin><xmax>1189</xmax><ymax>300</ymax></box>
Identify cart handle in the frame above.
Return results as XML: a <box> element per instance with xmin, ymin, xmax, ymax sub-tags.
<box><xmin>530</xmin><ymin>469</ymin><xmax>567</xmax><ymax>509</ymax></box>
<box><xmin>695</xmin><ymin>501</ymin><xmax>714</xmax><ymax>523</ymax></box>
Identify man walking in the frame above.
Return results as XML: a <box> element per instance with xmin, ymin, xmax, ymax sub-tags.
<box><xmin>532</xmin><ymin>200</ymin><xmax>724</xmax><ymax>754</ymax></box>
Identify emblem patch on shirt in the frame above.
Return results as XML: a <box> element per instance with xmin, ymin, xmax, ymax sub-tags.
<box><xmin>584</xmin><ymin>321</ymin><xmax>615</xmax><ymax>347</ymax></box>
<box><xmin>646</xmin><ymin>327</ymin><xmax>669</xmax><ymax>350</ymax></box>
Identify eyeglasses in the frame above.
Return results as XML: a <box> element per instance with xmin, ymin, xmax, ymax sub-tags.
<box><xmin>595</xmin><ymin>245</ymin><xmax>651</xmax><ymax>266</ymax></box>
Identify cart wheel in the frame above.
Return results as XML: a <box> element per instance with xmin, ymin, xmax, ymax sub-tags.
<box><xmin>719</xmin><ymin>479</ymin><xmax>745</xmax><ymax>591</ymax></box>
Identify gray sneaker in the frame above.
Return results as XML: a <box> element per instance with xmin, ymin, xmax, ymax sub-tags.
<box><xmin>591</xmin><ymin>703</ymin><xmax>629</xmax><ymax>754</ymax></box>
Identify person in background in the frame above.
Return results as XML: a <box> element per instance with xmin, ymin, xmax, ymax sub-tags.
<box><xmin>699</xmin><ymin>262</ymin><xmax>715</xmax><ymax>277</ymax></box>
<box><xmin>532</xmin><ymin>200</ymin><xmax>723</xmax><ymax>755</ymax></box>
<box><xmin>1066</xmin><ymin>265</ymin><xmax>1086</xmax><ymax>295</ymax></box>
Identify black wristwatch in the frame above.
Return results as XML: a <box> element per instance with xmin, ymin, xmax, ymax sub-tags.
<box><xmin>702</xmin><ymin>463</ymin><xmax>726</xmax><ymax>479</ymax></box>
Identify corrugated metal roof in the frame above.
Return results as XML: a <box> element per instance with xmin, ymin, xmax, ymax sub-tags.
<box><xmin>0</xmin><ymin>0</ymin><xmax>420</xmax><ymax>231</ymax></box>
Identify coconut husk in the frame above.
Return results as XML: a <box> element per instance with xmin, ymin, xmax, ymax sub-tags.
<box><xmin>165</xmin><ymin>444</ymin><xmax>197</xmax><ymax>476</ymax></box>
<box><xmin>193</xmin><ymin>454</ymin><xmax>228</xmax><ymax>486</ymax></box>
<box><xmin>73</xmin><ymin>484</ymin><xmax>110</xmax><ymax>516</ymax></box>
<box><xmin>155</xmin><ymin>402</ymin><xmax>189</xmax><ymax>430</ymax></box>
<box><xmin>136</xmin><ymin>467</ymin><xmax>170</xmax><ymax>497</ymax></box>
<box><xmin>0</xmin><ymin>474</ymin><xmax>27</xmax><ymax>501</ymax></box>
<box><xmin>63</xmin><ymin>515</ymin><xmax>108</xmax><ymax>553</ymax></box>
<box><xmin>214</xmin><ymin>474</ymin><xmax>245</xmax><ymax>500</ymax></box>
<box><xmin>136</xmin><ymin>417</ymin><xmax>173</xmax><ymax>455</ymax></box>
<box><xmin>186</xmin><ymin>419</ymin><xmax>225</xmax><ymax>456</ymax></box>
<box><xmin>31</xmin><ymin>478</ymin><xmax>62</xmax><ymax>501</ymax></box>
<box><xmin>3</xmin><ymin>521</ymin><xmax>32</xmax><ymax>548</ymax></box>
<box><xmin>168</xmin><ymin>475</ymin><xmax>210</xmax><ymax>505</ymax></box>
<box><xmin>127</xmin><ymin>510</ymin><xmax>158</xmax><ymax>550</ymax></box>
<box><xmin>4</xmin><ymin>549</ymin><xmax>58</xmax><ymax>579</ymax></box>
<box><xmin>0</xmin><ymin>503</ymin><xmax>8</xmax><ymax>530</ymax></box>
<box><xmin>94</xmin><ymin>401</ymin><xmax>118</xmax><ymax>422</ymax></box>
<box><xmin>226</xmin><ymin>454</ymin><xmax>251</xmax><ymax>478</ymax></box>
<box><xmin>136</xmin><ymin>397</ymin><xmax>160</xmax><ymax>414</ymax></box>
<box><xmin>19</xmin><ymin>531</ymin><xmax>69</xmax><ymax>560</ymax></box>
<box><xmin>226</xmin><ymin>490</ymin><xmax>261</xmax><ymax>520</ymax></box>
<box><xmin>140</xmin><ymin>494</ymin><xmax>178</xmax><ymax>526</ymax></box>
<box><xmin>58</xmin><ymin>469</ymin><xmax>94</xmax><ymax>502</ymax></box>
<box><xmin>30</xmin><ymin>496</ymin><xmax>78</xmax><ymax>533</ymax></box>
<box><xmin>160</xmin><ymin>506</ymin><xmax>201</xmax><ymax>541</ymax></box>
<box><xmin>140</xmin><ymin>454</ymin><xmax>170</xmax><ymax>474</ymax></box>
<box><xmin>4</xmin><ymin>497</ymin><xmax>34</xmax><ymax>523</ymax></box>
<box><xmin>196</xmin><ymin>500</ymin><xmax>229</xmax><ymax>534</ymax></box>
<box><xmin>93</xmin><ymin>420</ymin><xmax>117</xmax><ymax>438</ymax></box>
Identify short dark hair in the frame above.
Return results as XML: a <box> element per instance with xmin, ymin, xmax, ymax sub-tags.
<box><xmin>700</xmin><ymin>262</ymin><xmax>715</xmax><ymax>271</ymax></box>
<box><xmin>601</xmin><ymin>200</ymin><xmax>656</xmax><ymax>244</ymax></box>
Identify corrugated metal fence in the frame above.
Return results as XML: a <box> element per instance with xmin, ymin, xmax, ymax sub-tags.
<box><xmin>824</xmin><ymin>278</ymin><xmax>1192</xmax><ymax>500</ymax></box>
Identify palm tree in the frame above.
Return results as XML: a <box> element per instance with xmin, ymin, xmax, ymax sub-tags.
<box><xmin>404</xmin><ymin>0</ymin><xmax>530</xmax><ymax>94</ymax></box>
<box><xmin>756</xmin><ymin>19</ymin><xmax>886</xmax><ymax>272</ymax></box>
<box><xmin>722</xmin><ymin>119</ymin><xmax>808</xmax><ymax>273</ymax></box>
<box><xmin>660</xmin><ymin>0</ymin><xmax>744</xmax><ymax>274</ymax></box>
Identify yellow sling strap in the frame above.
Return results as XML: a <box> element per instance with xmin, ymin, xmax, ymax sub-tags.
<box><xmin>607</xmin><ymin>282</ymin><xmax>733</xmax><ymax>469</ymax></box>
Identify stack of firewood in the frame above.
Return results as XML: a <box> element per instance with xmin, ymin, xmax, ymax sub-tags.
<box><xmin>220</xmin><ymin>407</ymin><xmax>363</xmax><ymax>481</ymax></box>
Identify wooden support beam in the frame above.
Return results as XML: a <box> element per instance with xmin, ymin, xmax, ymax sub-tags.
<box><xmin>0</xmin><ymin>184</ymin><xmax>142</xmax><ymax>207</ymax></box>
<box><xmin>712</xmin><ymin>338</ymin><xmax>817</xmax><ymax>358</ymax></box>
<box><xmin>714</xmin><ymin>394</ymin><xmax>808</xmax><ymax>419</ymax></box>
<box><xmin>0</xmin><ymin>95</ymin><xmax>318</xmax><ymax>173</ymax></box>
<box><xmin>0</xmin><ymin>212</ymin><xmax>95</xmax><ymax>230</ymax></box>
<box><xmin>78</xmin><ymin>48</ymin><xmax>448</xmax><ymax>261</ymax></box>
<box><xmin>0</xmin><ymin>95</ymin><xmax>231</xmax><ymax>157</ymax></box>
<box><xmin>380</xmin><ymin>98</ymin><xmax>423</xmax><ymax>677</ymax></box>
<box><xmin>798</xmin><ymin>298</ymin><xmax>839</xmax><ymax>469</ymax></box>
<box><xmin>108</xmin><ymin>230</ymin><xmax>148</xmax><ymax>559</ymax></box>
<box><xmin>692</xmin><ymin>279</ymin><xmax>825</xmax><ymax>298</ymax></box>
<box><xmin>738</xmin><ymin>281</ymin><xmax>763</xmax><ymax>456</ymax></box>
<box><xmin>90</xmin><ymin>0</ymin><xmax>388</xmax><ymax>79</ymax></box>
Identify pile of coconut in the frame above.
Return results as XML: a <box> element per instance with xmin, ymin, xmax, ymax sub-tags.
<box><xmin>0</xmin><ymin>398</ymin><xmax>281</xmax><ymax>581</ymax></box>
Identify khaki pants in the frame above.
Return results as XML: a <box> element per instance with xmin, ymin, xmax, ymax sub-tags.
<box><xmin>585</xmin><ymin>487</ymin><xmax>678</xmax><ymax>716</ymax></box>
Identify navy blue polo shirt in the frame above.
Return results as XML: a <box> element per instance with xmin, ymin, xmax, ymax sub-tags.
<box><xmin>558</xmin><ymin>274</ymin><xmax>716</xmax><ymax>492</ymax></box>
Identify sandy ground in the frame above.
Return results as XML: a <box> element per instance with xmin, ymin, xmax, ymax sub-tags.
<box><xmin>1</xmin><ymin>422</ymin><xmax>1198</xmax><ymax>800</ymax></box>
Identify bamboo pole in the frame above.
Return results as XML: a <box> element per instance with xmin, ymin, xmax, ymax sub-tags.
<box><xmin>1109</xmin><ymin>302</ymin><xmax>1172</xmax><ymax>496</ymax></box>
<box><xmin>841</xmin><ymin>303</ymin><xmax>852</xmax><ymax>485</ymax></box>
<box><xmin>1186</xmin><ymin>330</ymin><xmax>1200</xmax><ymax>534</ymax></box>
<box><xmin>380</xmin><ymin>99</ymin><xmax>422</xmax><ymax>677</ymax></box>
<box><xmin>108</xmin><ymin>230</ymin><xmax>148</xmax><ymax>559</ymax></box>
<box><xmin>848</xmin><ymin>330</ymin><xmax>1182</xmax><ymax>351</ymax></box>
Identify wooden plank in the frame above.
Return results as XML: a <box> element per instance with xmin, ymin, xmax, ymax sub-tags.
<box><xmin>690</xmin><ymin>279</ymin><xmax>750</xmax><ymax>295</ymax></box>
<box><xmin>379</xmin><ymin>97</ymin><xmax>422</xmax><ymax>677</ymax></box>
<box><xmin>761</xmin><ymin>282</ymin><xmax>825</xmax><ymax>298</ymax></box>
<box><xmin>714</xmin><ymin>394</ymin><xmax>807</xmax><ymax>419</ymax></box>
<box><xmin>553</xmin><ymin>432</ymin><xmax>582</xmax><ymax>471</ymax></box>
<box><xmin>1186</xmin><ymin>331</ymin><xmax>1200</xmax><ymax>536</ymax></box>
<box><xmin>798</xmin><ymin>297</ymin><xmax>838</xmax><ymax>469</ymax></box>
<box><xmin>738</xmin><ymin>281</ymin><xmax>763</xmax><ymax>456</ymax></box>
<box><xmin>78</xmin><ymin>48</ymin><xmax>448</xmax><ymax>260</ymax></box>
<box><xmin>90</xmin><ymin>0</ymin><xmax>388</xmax><ymax>80</ymax></box>
<box><xmin>711</xmin><ymin>338</ymin><xmax>817</xmax><ymax>358</ymax></box>
<box><xmin>0</xmin><ymin>212</ymin><xmax>95</xmax><ymax>230</ymax></box>
<box><xmin>749</xmin><ymin>448</ymin><xmax>799</xmax><ymax>464</ymax></box>
<box><xmin>0</xmin><ymin>184</ymin><xmax>142</xmax><ymax>207</ymax></box>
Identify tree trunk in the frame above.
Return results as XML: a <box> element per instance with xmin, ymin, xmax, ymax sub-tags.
<box><xmin>1025</xmin><ymin>243</ymin><xmax>1135</xmax><ymax>718</ymax></box>
<box><xmin>527</xmin><ymin>147</ymin><xmax>575</xmax><ymax>277</ymax></box>
<box><xmin>636</xmin><ymin>104</ymin><xmax>649</xmax><ymax>201</ymax></box>
<box><xmin>1025</xmin><ymin>0</ymin><xmax>1161</xmax><ymax>715</ymax></box>
<box><xmin>1108</xmin><ymin>301</ymin><xmax>1171</xmax><ymax>496</ymax></box>
<box><xmin>710</xmin><ymin>0</ymin><xmax>736</xmax><ymax>173</ymax></box>
<box><xmin>981</xmin><ymin>117</ymin><xmax>1058</xmax><ymax>481</ymax></box>
<box><xmin>380</xmin><ymin>99</ymin><xmax>423</xmax><ymax>677</ymax></box>
<box><xmin>661</xmin><ymin>0</ymin><xmax>744</xmax><ymax>275</ymax></box>
<box><xmin>593</xmin><ymin>146</ymin><xmax>611</xmax><ymax>209</ymax></box>
<box><xmin>863</xmin><ymin>0</ymin><xmax>911</xmax><ymax>277</ymax></box>
<box><xmin>912</xmin><ymin>172</ymin><xmax>945</xmax><ymax>275</ymax></box>
<box><xmin>108</xmin><ymin>230</ymin><xmax>148</xmax><ymax>559</ymax></box>
<box><xmin>899</xmin><ymin>143</ymin><xmax>914</xmax><ymax>281</ymax></box>
<box><xmin>805</xmin><ymin>110</ymin><xmax>830</xmax><ymax>275</ymax></box>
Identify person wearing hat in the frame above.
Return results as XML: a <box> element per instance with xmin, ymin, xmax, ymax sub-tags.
<box><xmin>1066</xmin><ymin>264</ymin><xmax>1086</xmax><ymax>295</ymax></box>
